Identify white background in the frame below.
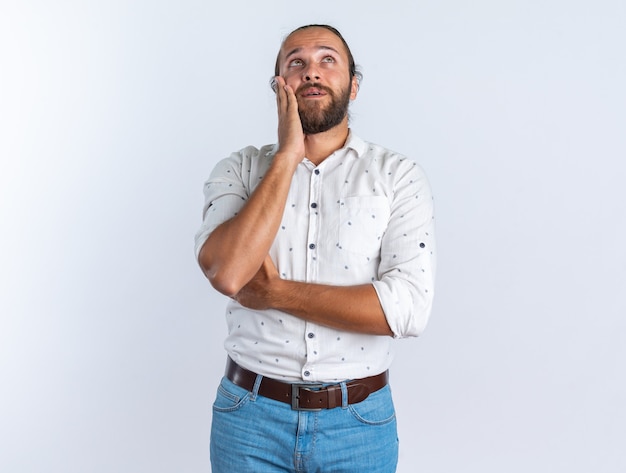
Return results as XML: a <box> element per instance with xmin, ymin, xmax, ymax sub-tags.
<box><xmin>1</xmin><ymin>1</ymin><xmax>625</xmax><ymax>472</ymax></box>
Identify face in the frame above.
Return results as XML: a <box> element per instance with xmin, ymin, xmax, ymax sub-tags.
<box><xmin>277</xmin><ymin>27</ymin><xmax>358</xmax><ymax>134</ymax></box>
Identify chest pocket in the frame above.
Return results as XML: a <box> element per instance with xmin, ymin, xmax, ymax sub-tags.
<box><xmin>338</xmin><ymin>196</ymin><xmax>391</xmax><ymax>258</ymax></box>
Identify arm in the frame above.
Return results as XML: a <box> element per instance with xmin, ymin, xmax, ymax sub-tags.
<box><xmin>198</xmin><ymin>77</ymin><xmax>305</xmax><ymax>296</ymax></box>
<box><xmin>234</xmin><ymin>256</ymin><xmax>394</xmax><ymax>336</ymax></box>
<box><xmin>234</xmin><ymin>158</ymin><xmax>436</xmax><ymax>338</ymax></box>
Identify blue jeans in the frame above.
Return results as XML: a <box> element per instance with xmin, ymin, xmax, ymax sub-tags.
<box><xmin>210</xmin><ymin>376</ymin><xmax>399</xmax><ymax>472</ymax></box>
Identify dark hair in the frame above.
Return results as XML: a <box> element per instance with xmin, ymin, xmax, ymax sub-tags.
<box><xmin>272</xmin><ymin>24</ymin><xmax>362</xmax><ymax>85</ymax></box>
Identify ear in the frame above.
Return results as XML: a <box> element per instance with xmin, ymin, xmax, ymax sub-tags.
<box><xmin>349</xmin><ymin>75</ymin><xmax>359</xmax><ymax>100</ymax></box>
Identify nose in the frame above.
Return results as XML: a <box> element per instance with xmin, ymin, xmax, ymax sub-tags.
<box><xmin>302</xmin><ymin>64</ymin><xmax>320</xmax><ymax>82</ymax></box>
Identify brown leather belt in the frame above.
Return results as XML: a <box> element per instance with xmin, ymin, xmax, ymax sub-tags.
<box><xmin>225</xmin><ymin>357</ymin><xmax>388</xmax><ymax>411</ymax></box>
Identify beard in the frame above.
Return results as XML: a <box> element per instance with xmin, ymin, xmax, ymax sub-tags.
<box><xmin>296</xmin><ymin>83</ymin><xmax>352</xmax><ymax>135</ymax></box>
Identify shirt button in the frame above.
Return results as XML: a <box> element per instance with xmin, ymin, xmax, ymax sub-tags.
<box><xmin>310</xmin><ymin>202</ymin><xmax>317</xmax><ymax>208</ymax></box>
<box><xmin>303</xmin><ymin>370</ymin><xmax>311</xmax><ymax>377</ymax></box>
<box><xmin>307</xmin><ymin>332</ymin><xmax>315</xmax><ymax>339</ymax></box>
<box><xmin>309</xmin><ymin>243</ymin><xmax>316</xmax><ymax>250</ymax></box>
<box><xmin>314</xmin><ymin>169</ymin><xmax>320</xmax><ymax>175</ymax></box>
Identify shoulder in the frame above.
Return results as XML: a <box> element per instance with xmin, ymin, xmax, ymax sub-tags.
<box><xmin>210</xmin><ymin>143</ymin><xmax>277</xmax><ymax>176</ymax></box>
<box><xmin>355</xmin><ymin>137</ymin><xmax>428</xmax><ymax>180</ymax></box>
<box><xmin>227</xmin><ymin>143</ymin><xmax>277</xmax><ymax>162</ymax></box>
<box><xmin>349</xmin><ymin>133</ymin><xmax>416</xmax><ymax>165</ymax></box>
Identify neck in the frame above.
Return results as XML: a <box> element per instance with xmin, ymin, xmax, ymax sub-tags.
<box><xmin>303</xmin><ymin>119</ymin><xmax>350</xmax><ymax>165</ymax></box>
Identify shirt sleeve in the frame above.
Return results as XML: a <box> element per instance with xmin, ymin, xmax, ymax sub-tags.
<box><xmin>372</xmin><ymin>160</ymin><xmax>436</xmax><ymax>338</ymax></box>
<box><xmin>193</xmin><ymin>149</ymin><xmax>251</xmax><ymax>261</ymax></box>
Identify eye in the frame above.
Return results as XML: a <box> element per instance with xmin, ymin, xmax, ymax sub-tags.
<box><xmin>288</xmin><ymin>58</ymin><xmax>304</xmax><ymax>67</ymax></box>
<box><xmin>321</xmin><ymin>56</ymin><xmax>335</xmax><ymax>63</ymax></box>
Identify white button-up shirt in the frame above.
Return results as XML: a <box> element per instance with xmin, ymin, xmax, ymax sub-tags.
<box><xmin>195</xmin><ymin>132</ymin><xmax>436</xmax><ymax>382</ymax></box>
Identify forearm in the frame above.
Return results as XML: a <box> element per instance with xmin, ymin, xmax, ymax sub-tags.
<box><xmin>199</xmin><ymin>154</ymin><xmax>298</xmax><ymax>296</ymax></box>
<box><xmin>262</xmin><ymin>279</ymin><xmax>393</xmax><ymax>336</ymax></box>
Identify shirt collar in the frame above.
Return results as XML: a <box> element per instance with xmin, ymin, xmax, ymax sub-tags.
<box><xmin>269</xmin><ymin>129</ymin><xmax>367</xmax><ymax>160</ymax></box>
<box><xmin>343</xmin><ymin>129</ymin><xmax>367</xmax><ymax>157</ymax></box>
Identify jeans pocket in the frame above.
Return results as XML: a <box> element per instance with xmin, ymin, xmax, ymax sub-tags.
<box><xmin>212</xmin><ymin>377</ymin><xmax>251</xmax><ymax>413</ymax></box>
<box><xmin>348</xmin><ymin>385</ymin><xmax>396</xmax><ymax>425</ymax></box>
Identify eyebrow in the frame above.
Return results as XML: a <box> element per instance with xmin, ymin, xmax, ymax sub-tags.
<box><xmin>284</xmin><ymin>45</ymin><xmax>341</xmax><ymax>60</ymax></box>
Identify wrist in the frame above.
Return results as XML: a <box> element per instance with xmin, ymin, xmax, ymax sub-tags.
<box><xmin>268</xmin><ymin>276</ymin><xmax>297</xmax><ymax>313</ymax></box>
<box><xmin>273</xmin><ymin>149</ymin><xmax>304</xmax><ymax>168</ymax></box>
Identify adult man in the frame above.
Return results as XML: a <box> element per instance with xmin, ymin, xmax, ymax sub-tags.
<box><xmin>195</xmin><ymin>24</ymin><xmax>435</xmax><ymax>472</ymax></box>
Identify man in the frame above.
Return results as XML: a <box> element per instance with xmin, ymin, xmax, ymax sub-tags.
<box><xmin>195</xmin><ymin>24</ymin><xmax>435</xmax><ymax>472</ymax></box>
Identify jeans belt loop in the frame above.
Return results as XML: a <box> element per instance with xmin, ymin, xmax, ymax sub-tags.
<box><xmin>340</xmin><ymin>381</ymin><xmax>349</xmax><ymax>409</ymax></box>
<box><xmin>225</xmin><ymin>357</ymin><xmax>388</xmax><ymax>411</ymax></box>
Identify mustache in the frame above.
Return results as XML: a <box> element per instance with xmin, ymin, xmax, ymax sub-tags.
<box><xmin>295</xmin><ymin>83</ymin><xmax>333</xmax><ymax>95</ymax></box>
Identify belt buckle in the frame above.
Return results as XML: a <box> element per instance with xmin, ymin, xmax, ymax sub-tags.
<box><xmin>291</xmin><ymin>384</ymin><xmax>323</xmax><ymax>411</ymax></box>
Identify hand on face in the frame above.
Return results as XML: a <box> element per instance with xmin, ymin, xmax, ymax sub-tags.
<box><xmin>274</xmin><ymin>75</ymin><xmax>306</xmax><ymax>163</ymax></box>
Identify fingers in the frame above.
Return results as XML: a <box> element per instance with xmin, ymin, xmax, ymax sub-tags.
<box><xmin>284</xmin><ymin>84</ymin><xmax>298</xmax><ymax>117</ymax></box>
<box><xmin>275</xmin><ymin>76</ymin><xmax>298</xmax><ymax>131</ymax></box>
<box><xmin>274</xmin><ymin>76</ymin><xmax>305</xmax><ymax>160</ymax></box>
<box><xmin>274</xmin><ymin>76</ymin><xmax>286</xmax><ymax>114</ymax></box>
<box><xmin>274</xmin><ymin>76</ymin><xmax>297</xmax><ymax>118</ymax></box>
